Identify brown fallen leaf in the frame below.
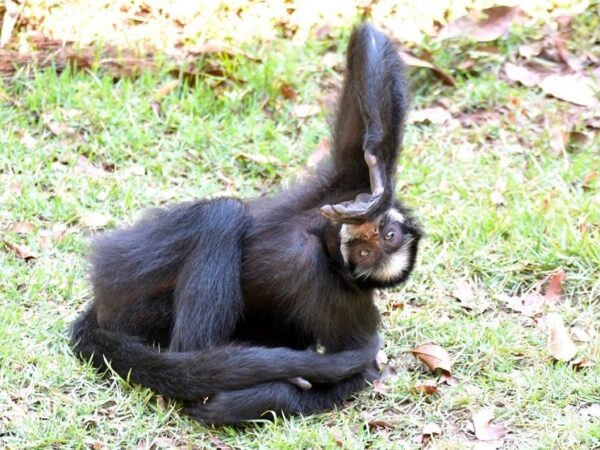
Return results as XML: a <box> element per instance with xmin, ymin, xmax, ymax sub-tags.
<box><xmin>280</xmin><ymin>83</ymin><xmax>297</xmax><ymax>100</ymax></box>
<box><xmin>410</xmin><ymin>343</ymin><xmax>452</xmax><ymax>376</ymax></box>
<box><xmin>10</xmin><ymin>222</ymin><xmax>35</xmax><ymax>234</ymax></box>
<box><xmin>292</xmin><ymin>104</ymin><xmax>321</xmax><ymax>118</ymax></box>
<box><xmin>547</xmin><ymin>313</ymin><xmax>577</xmax><ymax>362</ymax></box>
<box><xmin>570</xmin><ymin>356</ymin><xmax>594</xmax><ymax>370</ymax></box>
<box><xmin>421</xmin><ymin>422</ymin><xmax>441</xmax><ymax>448</ymax></box>
<box><xmin>490</xmin><ymin>190</ymin><xmax>506</xmax><ymax>206</ymax></box>
<box><xmin>372</xmin><ymin>379</ymin><xmax>390</xmax><ymax>396</ymax></box>
<box><xmin>42</xmin><ymin>113</ymin><xmax>77</xmax><ymax>137</ymax></box>
<box><xmin>581</xmin><ymin>404</ymin><xmax>600</xmax><ymax>418</ymax></box>
<box><xmin>540</xmin><ymin>74</ymin><xmax>599</xmax><ymax>107</ymax></box>
<box><xmin>553</xmin><ymin>35</ymin><xmax>583</xmax><ymax>72</ymax></box>
<box><xmin>19</xmin><ymin>132</ymin><xmax>36</xmax><ymax>150</ymax></box>
<box><xmin>4</xmin><ymin>241</ymin><xmax>37</xmax><ymax>261</ymax></box>
<box><xmin>51</xmin><ymin>223</ymin><xmax>69</xmax><ymax>242</ymax></box>
<box><xmin>208</xmin><ymin>435</ymin><xmax>233</xmax><ymax>450</ymax></box>
<box><xmin>412</xmin><ymin>381</ymin><xmax>439</xmax><ymax>396</ymax></box>
<box><xmin>544</xmin><ymin>269</ymin><xmax>566</xmax><ymax>305</ymax></box>
<box><xmin>451</xmin><ymin>280</ymin><xmax>476</xmax><ymax>309</ymax></box>
<box><xmin>37</xmin><ymin>234</ymin><xmax>52</xmax><ymax>249</ymax></box>
<box><xmin>498</xmin><ymin>292</ymin><xmax>545</xmax><ymax>317</ymax></box>
<box><xmin>380</xmin><ymin>364</ymin><xmax>398</xmax><ymax>381</ymax></box>
<box><xmin>154</xmin><ymin>79</ymin><xmax>180</xmax><ymax>99</ymax></box>
<box><xmin>438</xmin><ymin>6</ymin><xmax>521</xmax><ymax>42</ymax></box>
<box><xmin>571</xmin><ymin>326</ymin><xmax>591</xmax><ymax>343</ymax></box>
<box><xmin>236</xmin><ymin>152</ymin><xmax>281</xmax><ymax>166</ymax></box>
<box><xmin>79</xmin><ymin>212</ymin><xmax>111</xmax><ymax>229</ymax></box>
<box><xmin>439</xmin><ymin>372</ymin><xmax>459</xmax><ymax>385</ymax></box>
<box><xmin>409</xmin><ymin>107</ymin><xmax>452</xmax><ymax>125</ymax></box>
<box><xmin>471</xmin><ymin>408</ymin><xmax>508</xmax><ymax>441</ymax></box>
<box><xmin>503</xmin><ymin>62</ymin><xmax>543</xmax><ymax>87</ymax></box>
<box><xmin>398</xmin><ymin>50</ymin><xmax>455</xmax><ymax>86</ymax></box>
<box><xmin>0</xmin><ymin>0</ymin><xmax>19</xmax><ymax>48</ymax></box>
<box><xmin>367</xmin><ymin>419</ymin><xmax>395</xmax><ymax>431</ymax></box>
<box><xmin>150</xmin><ymin>101</ymin><xmax>162</xmax><ymax>119</ymax></box>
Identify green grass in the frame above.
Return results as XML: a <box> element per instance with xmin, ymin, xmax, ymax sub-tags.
<box><xmin>1</xmin><ymin>10</ymin><xmax>599</xmax><ymax>450</ymax></box>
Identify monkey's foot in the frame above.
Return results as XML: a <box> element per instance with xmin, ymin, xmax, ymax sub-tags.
<box><xmin>320</xmin><ymin>152</ymin><xmax>386</xmax><ymax>223</ymax></box>
<box><xmin>320</xmin><ymin>192</ymin><xmax>383</xmax><ymax>223</ymax></box>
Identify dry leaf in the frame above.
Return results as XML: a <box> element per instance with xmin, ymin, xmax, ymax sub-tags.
<box><xmin>4</xmin><ymin>241</ymin><xmax>37</xmax><ymax>261</ymax></box>
<box><xmin>571</xmin><ymin>327</ymin><xmax>591</xmax><ymax>343</ymax></box>
<box><xmin>490</xmin><ymin>190</ymin><xmax>506</xmax><ymax>206</ymax></box>
<box><xmin>207</xmin><ymin>435</ymin><xmax>233</xmax><ymax>450</ymax></box>
<box><xmin>280</xmin><ymin>83</ymin><xmax>297</xmax><ymax>100</ymax></box>
<box><xmin>568</xmin><ymin>131</ymin><xmax>589</xmax><ymax>148</ymax></box>
<box><xmin>0</xmin><ymin>1</ymin><xmax>19</xmax><ymax>48</ymax></box>
<box><xmin>292</xmin><ymin>104</ymin><xmax>321</xmax><ymax>118</ymax></box>
<box><xmin>372</xmin><ymin>379</ymin><xmax>390</xmax><ymax>395</ymax></box>
<box><xmin>581</xmin><ymin>404</ymin><xmax>600</xmax><ymax>418</ymax></box>
<box><xmin>10</xmin><ymin>222</ymin><xmax>35</xmax><ymax>234</ymax></box>
<box><xmin>380</xmin><ymin>364</ymin><xmax>398</xmax><ymax>381</ymax></box>
<box><xmin>518</xmin><ymin>42</ymin><xmax>544</xmax><ymax>59</ymax></box>
<box><xmin>544</xmin><ymin>269</ymin><xmax>566</xmax><ymax>305</ymax></box>
<box><xmin>399</xmin><ymin>50</ymin><xmax>455</xmax><ymax>86</ymax></box>
<box><xmin>42</xmin><ymin>113</ymin><xmax>77</xmax><ymax>137</ymax></box>
<box><xmin>367</xmin><ymin>419</ymin><xmax>395</xmax><ymax>431</ymax></box>
<box><xmin>421</xmin><ymin>422</ymin><xmax>441</xmax><ymax>447</ymax></box>
<box><xmin>540</xmin><ymin>74</ymin><xmax>599</xmax><ymax>107</ymax></box>
<box><xmin>19</xmin><ymin>132</ymin><xmax>36</xmax><ymax>149</ymax></box>
<box><xmin>570</xmin><ymin>356</ymin><xmax>594</xmax><ymax>370</ymax></box>
<box><xmin>499</xmin><ymin>292</ymin><xmax>545</xmax><ymax>317</ymax></box>
<box><xmin>471</xmin><ymin>408</ymin><xmax>508</xmax><ymax>441</ymax></box>
<box><xmin>451</xmin><ymin>280</ymin><xmax>476</xmax><ymax>309</ymax></box>
<box><xmin>150</xmin><ymin>101</ymin><xmax>162</xmax><ymax>119</ymax></box>
<box><xmin>154</xmin><ymin>79</ymin><xmax>180</xmax><ymax>99</ymax></box>
<box><xmin>547</xmin><ymin>313</ymin><xmax>577</xmax><ymax>362</ymax></box>
<box><xmin>412</xmin><ymin>381</ymin><xmax>439</xmax><ymax>396</ymax></box>
<box><xmin>410</xmin><ymin>343</ymin><xmax>452</xmax><ymax>375</ymax></box>
<box><xmin>503</xmin><ymin>63</ymin><xmax>543</xmax><ymax>87</ymax></box>
<box><xmin>438</xmin><ymin>6</ymin><xmax>521</xmax><ymax>42</ymax></box>
<box><xmin>438</xmin><ymin>372</ymin><xmax>459</xmax><ymax>385</ymax></box>
<box><xmin>80</xmin><ymin>212</ymin><xmax>111</xmax><ymax>229</ymax></box>
<box><xmin>409</xmin><ymin>107</ymin><xmax>452</xmax><ymax>125</ymax></box>
<box><xmin>553</xmin><ymin>35</ymin><xmax>583</xmax><ymax>72</ymax></box>
<box><xmin>236</xmin><ymin>152</ymin><xmax>280</xmax><ymax>166</ymax></box>
<box><xmin>51</xmin><ymin>223</ymin><xmax>69</xmax><ymax>242</ymax></box>
<box><xmin>37</xmin><ymin>234</ymin><xmax>52</xmax><ymax>249</ymax></box>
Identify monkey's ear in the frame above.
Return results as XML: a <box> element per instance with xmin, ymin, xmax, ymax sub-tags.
<box><xmin>323</xmin><ymin>25</ymin><xmax>409</xmax><ymax>223</ymax></box>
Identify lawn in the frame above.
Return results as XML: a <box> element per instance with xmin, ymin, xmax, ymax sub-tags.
<box><xmin>1</xmin><ymin>1</ymin><xmax>598</xmax><ymax>449</ymax></box>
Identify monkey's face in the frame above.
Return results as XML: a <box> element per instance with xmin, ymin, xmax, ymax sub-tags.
<box><xmin>339</xmin><ymin>207</ymin><xmax>421</xmax><ymax>289</ymax></box>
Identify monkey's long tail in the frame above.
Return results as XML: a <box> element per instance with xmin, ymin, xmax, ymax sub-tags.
<box><xmin>70</xmin><ymin>309</ymin><xmax>376</xmax><ymax>401</ymax></box>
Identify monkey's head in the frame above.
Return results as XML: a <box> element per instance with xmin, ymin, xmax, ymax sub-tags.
<box><xmin>337</xmin><ymin>204</ymin><xmax>421</xmax><ymax>289</ymax></box>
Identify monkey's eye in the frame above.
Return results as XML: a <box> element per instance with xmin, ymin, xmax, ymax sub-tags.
<box><xmin>359</xmin><ymin>248</ymin><xmax>371</xmax><ymax>258</ymax></box>
<box><xmin>384</xmin><ymin>231</ymin><xmax>396</xmax><ymax>241</ymax></box>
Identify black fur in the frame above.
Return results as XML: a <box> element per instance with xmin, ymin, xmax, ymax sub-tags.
<box><xmin>71</xmin><ymin>24</ymin><xmax>420</xmax><ymax>425</ymax></box>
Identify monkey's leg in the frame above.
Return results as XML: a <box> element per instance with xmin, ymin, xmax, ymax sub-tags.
<box><xmin>169</xmin><ymin>208</ymin><xmax>247</xmax><ymax>352</ymax></box>
<box><xmin>320</xmin><ymin>152</ymin><xmax>386</xmax><ymax>223</ymax></box>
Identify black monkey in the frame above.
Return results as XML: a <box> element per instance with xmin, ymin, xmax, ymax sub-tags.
<box><xmin>71</xmin><ymin>24</ymin><xmax>421</xmax><ymax>425</ymax></box>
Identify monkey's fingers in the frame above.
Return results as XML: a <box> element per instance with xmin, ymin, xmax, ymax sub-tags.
<box><xmin>287</xmin><ymin>377</ymin><xmax>312</xmax><ymax>390</ymax></box>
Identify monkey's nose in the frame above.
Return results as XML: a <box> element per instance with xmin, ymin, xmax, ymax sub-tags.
<box><xmin>355</xmin><ymin>223</ymin><xmax>379</xmax><ymax>241</ymax></box>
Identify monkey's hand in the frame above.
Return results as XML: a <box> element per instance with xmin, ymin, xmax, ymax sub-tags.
<box><xmin>320</xmin><ymin>152</ymin><xmax>385</xmax><ymax>223</ymax></box>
